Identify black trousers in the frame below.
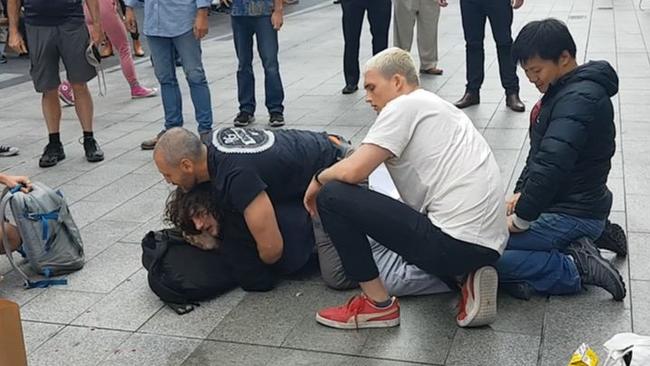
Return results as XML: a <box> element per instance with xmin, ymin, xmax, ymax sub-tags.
<box><xmin>341</xmin><ymin>0</ymin><xmax>391</xmax><ymax>87</ymax></box>
<box><xmin>317</xmin><ymin>182</ymin><xmax>500</xmax><ymax>283</ymax></box>
<box><xmin>460</xmin><ymin>0</ymin><xmax>519</xmax><ymax>94</ymax></box>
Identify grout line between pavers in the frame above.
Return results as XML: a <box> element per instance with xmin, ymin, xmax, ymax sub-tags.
<box><xmin>196</xmin><ymin>338</ymin><xmax>446</xmax><ymax>366</ymax></box>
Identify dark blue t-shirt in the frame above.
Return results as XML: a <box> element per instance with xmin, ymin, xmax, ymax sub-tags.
<box><xmin>23</xmin><ymin>0</ymin><xmax>85</xmax><ymax>26</ymax></box>
<box><xmin>207</xmin><ymin>127</ymin><xmax>340</xmax><ymax>213</ymax></box>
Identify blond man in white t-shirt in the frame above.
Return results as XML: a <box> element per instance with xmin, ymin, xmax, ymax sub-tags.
<box><xmin>303</xmin><ymin>47</ymin><xmax>508</xmax><ymax>329</ymax></box>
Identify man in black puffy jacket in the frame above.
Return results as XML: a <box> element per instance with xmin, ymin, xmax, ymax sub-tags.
<box><xmin>495</xmin><ymin>18</ymin><xmax>626</xmax><ymax>301</ymax></box>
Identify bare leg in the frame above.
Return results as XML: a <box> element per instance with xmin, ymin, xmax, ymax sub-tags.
<box><xmin>359</xmin><ymin>278</ymin><xmax>390</xmax><ymax>303</ymax></box>
<box><xmin>42</xmin><ymin>89</ymin><xmax>62</xmax><ymax>133</ymax></box>
<box><xmin>0</xmin><ymin>224</ymin><xmax>21</xmax><ymax>254</ymax></box>
<box><xmin>70</xmin><ymin>82</ymin><xmax>94</xmax><ymax>132</ymax></box>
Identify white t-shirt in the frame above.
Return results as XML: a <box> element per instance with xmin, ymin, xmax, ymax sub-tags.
<box><xmin>362</xmin><ymin>89</ymin><xmax>508</xmax><ymax>254</ymax></box>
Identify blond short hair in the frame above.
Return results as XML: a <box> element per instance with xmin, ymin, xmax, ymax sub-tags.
<box><xmin>363</xmin><ymin>47</ymin><xmax>420</xmax><ymax>86</ymax></box>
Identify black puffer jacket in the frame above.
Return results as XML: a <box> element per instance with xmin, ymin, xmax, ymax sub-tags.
<box><xmin>514</xmin><ymin>61</ymin><xmax>618</xmax><ymax>222</ymax></box>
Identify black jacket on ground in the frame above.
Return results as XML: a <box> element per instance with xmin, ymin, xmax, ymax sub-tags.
<box><xmin>514</xmin><ymin>60</ymin><xmax>618</xmax><ymax>222</ymax></box>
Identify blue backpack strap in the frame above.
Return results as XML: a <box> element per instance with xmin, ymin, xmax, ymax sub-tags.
<box><xmin>27</xmin><ymin>210</ymin><xmax>60</xmax><ymax>251</ymax></box>
<box><xmin>25</xmin><ymin>278</ymin><xmax>68</xmax><ymax>289</ymax></box>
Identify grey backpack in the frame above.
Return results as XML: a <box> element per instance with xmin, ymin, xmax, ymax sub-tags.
<box><xmin>0</xmin><ymin>182</ymin><xmax>84</xmax><ymax>288</ymax></box>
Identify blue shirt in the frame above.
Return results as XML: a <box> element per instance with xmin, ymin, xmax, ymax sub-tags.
<box><xmin>125</xmin><ymin>0</ymin><xmax>212</xmax><ymax>38</ymax></box>
<box><xmin>230</xmin><ymin>0</ymin><xmax>275</xmax><ymax>17</ymax></box>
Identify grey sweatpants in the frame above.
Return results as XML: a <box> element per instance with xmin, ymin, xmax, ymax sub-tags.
<box><xmin>314</xmin><ymin>217</ymin><xmax>450</xmax><ymax>296</ymax></box>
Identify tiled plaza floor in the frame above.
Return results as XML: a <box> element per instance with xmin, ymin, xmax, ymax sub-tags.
<box><xmin>1</xmin><ymin>0</ymin><xmax>649</xmax><ymax>365</ymax></box>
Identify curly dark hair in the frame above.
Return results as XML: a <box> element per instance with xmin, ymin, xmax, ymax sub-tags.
<box><xmin>164</xmin><ymin>182</ymin><xmax>220</xmax><ymax>236</ymax></box>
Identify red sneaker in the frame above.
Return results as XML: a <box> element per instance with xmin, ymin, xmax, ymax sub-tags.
<box><xmin>316</xmin><ymin>294</ymin><xmax>400</xmax><ymax>329</ymax></box>
<box><xmin>456</xmin><ymin>266</ymin><xmax>498</xmax><ymax>328</ymax></box>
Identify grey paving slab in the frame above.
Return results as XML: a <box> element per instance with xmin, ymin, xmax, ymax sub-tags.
<box><xmin>482</xmin><ymin>128</ymin><xmax>528</xmax><ymax>150</ymax></box>
<box><xmin>486</xmin><ymin>110</ymin><xmax>530</xmax><ymax>129</ymax></box>
<box><xmin>20</xmin><ymin>288</ymin><xmax>104</xmax><ymax>324</ymax></box>
<box><xmin>360</xmin><ymin>294</ymin><xmax>458</xmax><ymax>365</ymax></box>
<box><xmin>631</xmin><ymin>280</ymin><xmax>650</xmax><ymax>335</ymax></box>
<box><xmin>1</xmin><ymin>0</ymin><xmax>649</xmax><ymax>365</ymax></box>
<box><xmin>100</xmin><ymin>187</ymin><xmax>169</xmax><ymax>223</ymax></box>
<box><xmin>181</xmin><ymin>340</ymin><xmax>283</xmax><ymax>366</ymax></box>
<box><xmin>608</xmin><ymin>177</ymin><xmax>626</xmax><ymax>212</ymax></box>
<box><xmin>490</xmin><ymin>295</ymin><xmax>547</xmax><ymax>336</ymax></box>
<box><xmin>119</xmin><ymin>215</ymin><xmax>168</xmax><ymax>244</ymax></box>
<box><xmin>539</xmin><ymin>296</ymin><xmax>632</xmax><ymax>366</ymax></box>
<box><xmin>72</xmin><ymin>270</ymin><xmax>163</xmax><ymax>331</ymax></box>
<box><xmin>79</xmin><ymin>220</ymin><xmax>143</xmax><ymax>259</ymax></box>
<box><xmin>445</xmin><ymin>329</ymin><xmax>540</xmax><ymax>366</ymax></box>
<box><xmin>100</xmin><ymin>333</ymin><xmax>201</xmax><ymax>366</ymax></box>
<box><xmin>628</xmin><ymin>232</ymin><xmax>650</xmax><ymax>281</ymax></box>
<box><xmin>139</xmin><ymin>288</ymin><xmax>246</xmax><ymax>339</ymax></box>
<box><xmin>209</xmin><ymin>281</ymin><xmax>349</xmax><ymax>347</ymax></box>
<box><xmin>491</xmin><ymin>149</ymin><xmax>521</xmax><ymax>187</ymax></box>
<box><xmin>63</xmin><ymin>243</ymin><xmax>142</xmax><ymax>294</ymax></box>
<box><xmin>625</xmin><ymin>195</ymin><xmax>650</xmax><ymax>233</ymax></box>
<box><xmin>267</xmin><ymin>350</ymin><xmax>430</xmax><ymax>366</ymax></box>
<box><xmin>21</xmin><ymin>321</ymin><xmax>64</xmax><ymax>355</ymax></box>
<box><xmin>68</xmin><ymin>200</ymin><xmax>124</xmax><ymax>229</ymax></box>
<box><xmin>27</xmin><ymin>326</ymin><xmax>130</xmax><ymax>366</ymax></box>
<box><xmin>56</xmin><ymin>183</ymin><xmax>102</xmax><ymax>205</ymax></box>
<box><xmin>0</xmin><ymin>270</ymin><xmax>47</xmax><ymax>306</ymax></box>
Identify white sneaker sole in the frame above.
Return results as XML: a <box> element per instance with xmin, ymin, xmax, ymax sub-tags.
<box><xmin>457</xmin><ymin>266</ymin><xmax>498</xmax><ymax>328</ymax></box>
<box><xmin>315</xmin><ymin>313</ymin><xmax>400</xmax><ymax>329</ymax></box>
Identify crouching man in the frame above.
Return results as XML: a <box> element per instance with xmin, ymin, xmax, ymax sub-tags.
<box><xmin>304</xmin><ymin>47</ymin><xmax>509</xmax><ymax>329</ymax></box>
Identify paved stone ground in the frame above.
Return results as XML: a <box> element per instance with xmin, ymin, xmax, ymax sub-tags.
<box><xmin>1</xmin><ymin>0</ymin><xmax>649</xmax><ymax>365</ymax></box>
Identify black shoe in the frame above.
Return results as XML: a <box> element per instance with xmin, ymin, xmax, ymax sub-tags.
<box><xmin>341</xmin><ymin>85</ymin><xmax>358</xmax><ymax>94</ymax></box>
<box><xmin>83</xmin><ymin>137</ymin><xmax>104</xmax><ymax>163</ymax></box>
<box><xmin>0</xmin><ymin>53</ymin><xmax>6</xmax><ymax>64</ymax></box>
<box><xmin>565</xmin><ymin>237</ymin><xmax>626</xmax><ymax>301</ymax></box>
<box><xmin>506</xmin><ymin>93</ymin><xmax>526</xmax><ymax>112</ymax></box>
<box><xmin>501</xmin><ymin>282</ymin><xmax>533</xmax><ymax>300</ymax></box>
<box><xmin>269</xmin><ymin>112</ymin><xmax>285</xmax><ymax>127</ymax></box>
<box><xmin>454</xmin><ymin>92</ymin><xmax>480</xmax><ymax>109</ymax></box>
<box><xmin>234</xmin><ymin>111</ymin><xmax>255</xmax><ymax>127</ymax></box>
<box><xmin>595</xmin><ymin>221</ymin><xmax>628</xmax><ymax>257</ymax></box>
<box><xmin>39</xmin><ymin>143</ymin><xmax>65</xmax><ymax>168</ymax></box>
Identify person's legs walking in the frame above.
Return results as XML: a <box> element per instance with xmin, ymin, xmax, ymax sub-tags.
<box><xmin>416</xmin><ymin>0</ymin><xmax>441</xmax><ymax>71</ymax></box>
<box><xmin>148</xmin><ymin>35</ymin><xmax>183</xmax><ymax>131</ymax></box>
<box><xmin>484</xmin><ymin>0</ymin><xmax>524</xmax><ymax>111</ymax></box>
<box><xmin>367</xmin><ymin>0</ymin><xmax>391</xmax><ymax>55</ymax></box>
<box><xmin>392</xmin><ymin>0</ymin><xmax>416</xmax><ymax>52</ymax></box>
<box><xmin>254</xmin><ymin>16</ymin><xmax>285</xmax><ymax>120</ymax></box>
<box><xmin>89</xmin><ymin>0</ymin><xmax>156</xmax><ymax>98</ymax></box>
<box><xmin>460</xmin><ymin>0</ymin><xmax>487</xmax><ymax>94</ymax></box>
<box><xmin>485</xmin><ymin>0</ymin><xmax>518</xmax><ymax>95</ymax></box>
<box><xmin>341</xmin><ymin>0</ymin><xmax>365</xmax><ymax>90</ymax></box>
<box><xmin>172</xmin><ymin>30</ymin><xmax>213</xmax><ymax>135</ymax></box>
<box><xmin>232</xmin><ymin>16</ymin><xmax>256</xmax><ymax>117</ymax></box>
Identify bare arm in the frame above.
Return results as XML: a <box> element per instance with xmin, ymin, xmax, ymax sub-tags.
<box><xmin>243</xmin><ymin>191</ymin><xmax>284</xmax><ymax>264</ymax></box>
<box><xmin>7</xmin><ymin>0</ymin><xmax>27</xmax><ymax>53</ymax></box>
<box><xmin>85</xmin><ymin>0</ymin><xmax>104</xmax><ymax>45</ymax></box>
<box><xmin>271</xmin><ymin>0</ymin><xmax>283</xmax><ymax>30</ymax></box>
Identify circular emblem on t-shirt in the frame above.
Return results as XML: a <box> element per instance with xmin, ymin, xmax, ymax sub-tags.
<box><xmin>212</xmin><ymin>127</ymin><xmax>276</xmax><ymax>154</ymax></box>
